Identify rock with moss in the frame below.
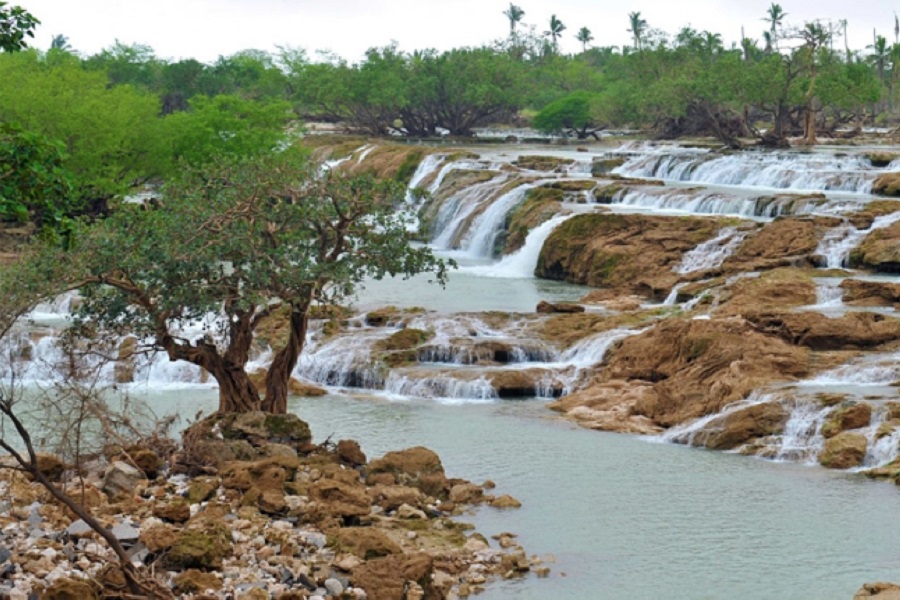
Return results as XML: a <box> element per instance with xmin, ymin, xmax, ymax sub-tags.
<box><xmin>820</xmin><ymin>402</ymin><xmax>872</xmax><ymax>438</ymax></box>
<box><xmin>512</xmin><ymin>155</ymin><xmax>575</xmax><ymax>171</ymax></box>
<box><xmin>819</xmin><ymin>432</ymin><xmax>868</xmax><ymax>469</ymax></box>
<box><xmin>873</xmin><ymin>173</ymin><xmax>900</xmax><ymax>196</ymax></box>
<box><xmin>167</xmin><ymin>516</ymin><xmax>233</xmax><ymax>569</ymax></box>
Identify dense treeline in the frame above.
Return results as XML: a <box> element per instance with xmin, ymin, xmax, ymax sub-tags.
<box><xmin>1</xmin><ymin>2</ymin><xmax>899</xmax><ymax>228</ymax></box>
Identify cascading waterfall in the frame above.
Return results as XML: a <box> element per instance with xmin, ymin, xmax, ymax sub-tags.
<box><xmin>609</xmin><ymin>187</ymin><xmax>841</xmax><ymax>218</ymax></box>
<box><xmin>402</xmin><ymin>154</ymin><xmax>445</xmax><ymax>231</ymax></box>
<box><xmin>458</xmin><ymin>182</ymin><xmax>539</xmax><ymax>258</ymax></box>
<box><xmin>675</xmin><ymin>227</ymin><xmax>750</xmax><ymax>274</ymax></box>
<box><xmin>657</xmin><ymin>392</ymin><xmax>774</xmax><ymax>447</ymax></box>
<box><xmin>815</xmin><ymin>211</ymin><xmax>900</xmax><ymax>268</ymax></box>
<box><xmin>430</xmin><ymin>174</ymin><xmax>510</xmax><ymax>249</ymax></box>
<box><xmin>812</xmin><ymin>279</ymin><xmax>844</xmax><ymax>308</ymax></box>
<box><xmin>614</xmin><ymin>151</ymin><xmax>880</xmax><ymax>194</ymax></box>
<box><xmin>465</xmin><ymin>214</ymin><xmax>576</xmax><ymax>278</ymax></box>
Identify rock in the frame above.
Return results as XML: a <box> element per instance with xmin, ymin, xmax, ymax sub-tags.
<box><xmin>489</xmin><ymin>495</ymin><xmax>522</xmax><ymax>509</ymax></box>
<box><xmin>64</xmin><ymin>520</ymin><xmax>93</xmax><ymax>537</ymax></box>
<box><xmin>39</xmin><ymin>577</ymin><xmax>100</xmax><ymax>600</ymax></box>
<box><xmin>334</xmin><ymin>553</ymin><xmax>364</xmax><ymax>572</ymax></box>
<box><xmin>396</xmin><ymin>503</ymin><xmax>427</xmax><ymax>520</ymax></box>
<box><xmin>537</xmin><ymin>213</ymin><xmax>733</xmax><ymax>299</ymax></box>
<box><xmin>332</xmin><ymin>528</ymin><xmax>402</xmax><ymax>560</ymax></box>
<box><xmin>184</xmin><ymin>412</ymin><xmax>312</xmax><ymax>468</ymax></box>
<box><xmin>745</xmin><ymin>311</ymin><xmax>900</xmax><ymax>350</ymax></box>
<box><xmin>187</xmin><ymin>476</ymin><xmax>221</xmax><ymax>504</ymax></box>
<box><xmin>716</xmin><ymin>268</ymin><xmax>817</xmax><ymax>315</ymax></box>
<box><xmin>536</xmin><ymin>301</ymin><xmax>585</xmax><ymax>314</ymax></box>
<box><xmin>488</xmin><ymin>368</ymin><xmax>564</xmax><ymax>398</ymax></box>
<box><xmin>819</xmin><ymin>432</ymin><xmax>868</xmax><ymax>469</ymax></box>
<box><xmin>722</xmin><ymin>217</ymin><xmax>823</xmax><ymax>273</ymax></box>
<box><xmin>352</xmin><ymin>552</ymin><xmax>434</xmax><ymax>600</ymax></box>
<box><xmin>851</xmin><ymin>219</ymin><xmax>900</xmax><ymax>272</ymax></box>
<box><xmin>174</xmin><ymin>569</ymin><xmax>223</xmax><ymax>594</ymax></box>
<box><xmin>684</xmin><ymin>401</ymin><xmax>789</xmax><ymax>450</ymax></box>
<box><xmin>367</xmin><ymin>484</ymin><xmax>424</xmax><ymax>511</ymax></box>
<box><xmin>111</xmin><ymin>521</ymin><xmax>140</xmax><ymax>543</ymax></box>
<box><xmin>140</xmin><ymin>524</ymin><xmax>177</xmax><ymax>553</ymax></box>
<box><xmin>152</xmin><ymin>499</ymin><xmax>190</xmax><ymax>523</ymax></box>
<box><xmin>366</xmin><ymin>447</ymin><xmax>448</xmax><ymax>498</ymax></box>
<box><xmin>113</xmin><ymin>336</ymin><xmax>138</xmax><ymax>383</ymax></box>
<box><xmin>309</xmin><ymin>477</ymin><xmax>371</xmax><ymax>519</ymax></box>
<box><xmin>821</xmin><ymin>403</ymin><xmax>873</xmax><ymax>438</ymax></box>
<box><xmin>449</xmin><ymin>483</ymin><xmax>483</xmax><ymax>504</ymax></box>
<box><xmin>128</xmin><ymin>448</ymin><xmax>163</xmax><ymax>479</ymax></box>
<box><xmin>591</xmin><ymin>157</ymin><xmax>625</xmax><ymax>176</ymax></box>
<box><xmin>512</xmin><ymin>155</ymin><xmax>575</xmax><ymax>171</ymax></box>
<box><xmin>872</xmin><ymin>173</ymin><xmax>900</xmax><ymax>197</ymax></box>
<box><xmin>324</xmin><ymin>578</ymin><xmax>344</xmax><ymax>596</ymax></box>
<box><xmin>102</xmin><ymin>461</ymin><xmax>144</xmax><ymax>499</ymax></box>
<box><xmin>166</xmin><ymin>516</ymin><xmax>232</xmax><ymax>569</ymax></box>
<box><xmin>855</xmin><ymin>582</ymin><xmax>900</xmax><ymax>598</ymax></box>
<box><xmin>337</xmin><ymin>440</ymin><xmax>367</xmax><ymax>467</ymax></box>
<box><xmin>841</xmin><ymin>280</ymin><xmax>900</xmax><ymax>307</ymax></box>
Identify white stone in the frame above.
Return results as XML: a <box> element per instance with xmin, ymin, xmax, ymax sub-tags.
<box><xmin>324</xmin><ymin>578</ymin><xmax>344</xmax><ymax>596</ymax></box>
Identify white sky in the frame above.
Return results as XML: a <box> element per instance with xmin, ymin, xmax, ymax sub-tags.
<box><xmin>14</xmin><ymin>0</ymin><xmax>899</xmax><ymax>64</ymax></box>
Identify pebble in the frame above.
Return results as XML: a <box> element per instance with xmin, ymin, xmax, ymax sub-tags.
<box><xmin>324</xmin><ymin>578</ymin><xmax>344</xmax><ymax>595</ymax></box>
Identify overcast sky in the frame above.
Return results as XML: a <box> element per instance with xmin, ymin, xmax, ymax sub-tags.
<box><xmin>14</xmin><ymin>0</ymin><xmax>899</xmax><ymax>63</ymax></box>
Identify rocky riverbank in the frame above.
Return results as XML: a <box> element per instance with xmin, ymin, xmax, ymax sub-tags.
<box><xmin>0</xmin><ymin>412</ymin><xmax>541</xmax><ymax>599</ymax></box>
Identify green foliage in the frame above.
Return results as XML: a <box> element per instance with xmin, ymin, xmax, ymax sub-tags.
<box><xmin>163</xmin><ymin>94</ymin><xmax>293</xmax><ymax>167</ymax></box>
<box><xmin>0</xmin><ymin>50</ymin><xmax>166</xmax><ymax>203</ymax></box>
<box><xmin>0</xmin><ymin>2</ymin><xmax>38</xmax><ymax>53</ymax></box>
<box><xmin>0</xmin><ymin>122</ymin><xmax>74</xmax><ymax>233</ymax></box>
<box><xmin>533</xmin><ymin>91</ymin><xmax>601</xmax><ymax>138</ymax></box>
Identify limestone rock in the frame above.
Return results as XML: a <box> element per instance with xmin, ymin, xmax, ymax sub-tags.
<box><xmin>187</xmin><ymin>476</ymin><xmax>220</xmax><ymax>504</ymax></box>
<box><xmin>39</xmin><ymin>577</ymin><xmax>100</xmax><ymax>600</ymax></box>
<box><xmin>366</xmin><ymin>447</ymin><xmax>448</xmax><ymax>498</ymax></box>
<box><xmin>332</xmin><ymin>527</ymin><xmax>402</xmax><ymax>560</ymax></box>
<box><xmin>536</xmin><ymin>300</ymin><xmax>584</xmax><ymax>314</ymax></box>
<box><xmin>102</xmin><ymin>461</ymin><xmax>144</xmax><ymax>499</ymax></box>
<box><xmin>819</xmin><ymin>432</ymin><xmax>868</xmax><ymax>469</ymax></box>
<box><xmin>166</xmin><ymin>516</ymin><xmax>232</xmax><ymax>569</ymax></box>
<box><xmin>686</xmin><ymin>401</ymin><xmax>789</xmax><ymax>450</ymax></box>
<box><xmin>489</xmin><ymin>495</ymin><xmax>522</xmax><ymax>509</ymax></box>
<box><xmin>174</xmin><ymin>569</ymin><xmax>223</xmax><ymax>594</ymax></box>
<box><xmin>152</xmin><ymin>499</ymin><xmax>190</xmax><ymax>523</ymax></box>
<box><xmin>821</xmin><ymin>403</ymin><xmax>873</xmax><ymax>438</ymax></box>
<box><xmin>855</xmin><ymin>582</ymin><xmax>900</xmax><ymax>599</ymax></box>
<box><xmin>337</xmin><ymin>439</ymin><xmax>367</xmax><ymax>467</ymax></box>
<box><xmin>140</xmin><ymin>524</ymin><xmax>177</xmax><ymax>553</ymax></box>
<box><xmin>352</xmin><ymin>552</ymin><xmax>434</xmax><ymax>600</ymax></box>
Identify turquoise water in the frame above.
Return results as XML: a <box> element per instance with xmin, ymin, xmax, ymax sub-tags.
<box><xmin>142</xmin><ymin>388</ymin><xmax>900</xmax><ymax>599</ymax></box>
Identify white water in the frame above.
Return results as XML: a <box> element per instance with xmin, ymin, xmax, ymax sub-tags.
<box><xmin>615</xmin><ymin>151</ymin><xmax>880</xmax><ymax>194</ymax></box>
<box><xmin>816</xmin><ymin>211</ymin><xmax>900</xmax><ymax>268</ymax></box>
<box><xmin>464</xmin><ymin>214</ymin><xmax>576</xmax><ymax>279</ymax></box>
<box><xmin>430</xmin><ymin>174</ymin><xmax>509</xmax><ymax>249</ymax></box>
<box><xmin>459</xmin><ymin>182</ymin><xmax>539</xmax><ymax>258</ymax></box>
<box><xmin>675</xmin><ymin>227</ymin><xmax>750</xmax><ymax>274</ymax></box>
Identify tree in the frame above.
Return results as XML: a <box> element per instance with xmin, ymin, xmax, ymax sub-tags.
<box><xmin>503</xmin><ymin>3</ymin><xmax>525</xmax><ymax>36</ymax></box>
<box><xmin>49</xmin><ymin>34</ymin><xmax>72</xmax><ymax>52</ymax></box>
<box><xmin>576</xmin><ymin>27</ymin><xmax>594</xmax><ymax>53</ymax></box>
<box><xmin>544</xmin><ymin>15</ymin><xmax>566</xmax><ymax>52</ymax></box>
<box><xmin>7</xmin><ymin>150</ymin><xmax>450</xmax><ymax>415</ymax></box>
<box><xmin>763</xmin><ymin>3</ymin><xmax>788</xmax><ymax>51</ymax></box>
<box><xmin>533</xmin><ymin>90</ymin><xmax>605</xmax><ymax>139</ymax></box>
<box><xmin>796</xmin><ymin>21</ymin><xmax>830</xmax><ymax>145</ymax></box>
<box><xmin>628</xmin><ymin>12</ymin><xmax>648</xmax><ymax>51</ymax></box>
<box><xmin>0</xmin><ymin>2</ymin><xmax>38</xmax><ymax>53</ymax></box>
<box><xmin>0</xmin><ymin>122</ymin><xmax>74</xmax><ymax>236</ymax></box>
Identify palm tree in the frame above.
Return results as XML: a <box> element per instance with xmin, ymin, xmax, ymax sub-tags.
<box><xmin>576</xmin><ymin>27</ymin><xmax>594</xmax><ymax>52</ymax></box>
<box><xmin>701</xmin><ymin>31</ymin><xmax>723</xmax><ymax>55</ymax></box>
<box><xmin>627</xmin><ymin>12</ymin><xmax>648</xmax><ymax>51</ymax></box>
<box><xmin>763</xmin><ymin>3</ymin><xmax>788</xmax><ymax>50</ymax></box>
<box><xmin>544</xmin><ymin>15</ymin><xmax>566</xmax><ymax>51</ymax></box>
<box><xmin>503</xmin><ymin>3</ymin><xmax>525</xmax><ymax>37</ymax></box>
<box><xmin>49</xmin><ymin>34</ymin><xmax>72</xmax><ymax>52</ymax></box>
<box><xmin>869</xmin><ymin>34</ymin><xmax>889</xmax><ymax>84</ymax></box>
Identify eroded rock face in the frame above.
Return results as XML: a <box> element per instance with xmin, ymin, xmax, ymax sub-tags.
<box><xmin>872</xmin><ymin>172</ymin><xmax>900</xmax><ymax>197</ymax></box>
<box><xmin>685</xmin><ymin>402</ymin><xmax>789</xmax><ymax>450</ymax></box>
<box><xmin>821</xmin><ymin>403</ymin><xmax>872</xmax><ymax>438</ymax></box>
<box><xmin>745</xmin><ymin>312</ymin><xmax>900</xmax><ymax>350</ymax></box>
<box><xmin>852</xmin><ymin>220</ymin><xmax>900</xmax><ymax>273</ymax></box>
<box><xmin>536</xmin><ymin>213</ymin><xmax>729</xmax><ymax>300</ymax></box>
<box><xmin>366</xmin><ymin>447</ymin><xmax>448</xmax><ymax>498</ymax></box>
<box><xmin>721</xmin><ymin>217</ymin><xmax>827</xmax><ymax>273</ymax></box>
<box><xmin>841</xmin><ymin>279</ymin><xmax>900</xmax><ymax>307</ymax></box>
<box><xmin>819</xmin><ymin>432</ymin><xmax>868</xmax><ymax>469</ymax></box>
<box><xmin>352</xmin><ymin>552</ymin><xmax>435</xmax><ymax>600</ymax></box>
<box><xmin>715</xmin><ymin>268</ymin><xmax>817</xmax><ymax>316</ymax></box>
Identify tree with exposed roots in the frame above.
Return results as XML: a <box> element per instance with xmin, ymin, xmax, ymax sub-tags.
<box><xmin>3</xmin><ymin>149</ymin><xmax>450</xmax><ymax>414</ymax></box>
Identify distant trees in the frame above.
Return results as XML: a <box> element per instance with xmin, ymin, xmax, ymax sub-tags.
<box><xmin>544</xmin><ymin>15</ymin><xmax>566</xmax><ymax>52</ymax></box>
<box><xmin>628</xmin><ymin>12</ymin><xmax>648</xmax><ymax>51</ymax></box>
<box><xmin>576</xmin><ymin>27</ymin><xmax>594</xmax><ymax>53</ymax></box>
<box><xmin>503</xmin><ymin>3</ymin><xmax>525</xmax><ymax>36</ymax></box>
<box><xmin>0</xmin><ymin>2</ymin><xmax>38</xmax><ymax>53</ymax></box>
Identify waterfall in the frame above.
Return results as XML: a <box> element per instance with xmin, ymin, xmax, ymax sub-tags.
<box><xmin>355</xmin><ymin>144</ymin><xmax>375</xmax><ymax>164</ymax></box>
<box><xmin>657</xmin><ymin>392</ymin><xmax>774</xmax><ymax>446</ymax></box>
<box><xmin>430</xmin><ymin>174</ymin><xmax>509</xmax><ymax>249</ymax></box>
<box><xmin>383</xmin><ymin>372</ymin><xmax>497</xmax><ymax>404</ymax></box>
<box><xmin>773</xmin><ymin>400</ymin><xmax>830</xmax><ymax>463</ymax></box>
<box><xmin>402</xmin><ymin>154</ymin><xmax>445</xmax><ymax>231</ymax></box>
<box><xmin>675</xmin><ymin>227</ymin><xmax>750</xmax><ymax>274</ymax></box>
<box><xmin>458</xmin><ymin>182</ymin><xmax>538</xmax><ymax>258</ymax></box>
<box><xmin>614</xmin><ymin>151</ymin><xmax>879</xmax><ymax>194</ymax></box>
<box><xmin>609</xmin><ymin>187</ymin><xmax>839</xmax><ymax>218</ymax></box>
<box><xmin>465</xmin><ymin>214</ymin><xmax>575</xmax><ymax>278</ymax></box>
<box><xmin>296</xmin><ymin>327</ymin><xmax>388</xmax><ymax>389</ymax></box>
<box><xmin>815</xmin><ymin>211</ymin><xmax>900</xmax><ymax>269</ymax></box>
<box><xmin>813</xmin><ymin>279</ymin><xmax>844</xmax><ymax>307</ymax></box>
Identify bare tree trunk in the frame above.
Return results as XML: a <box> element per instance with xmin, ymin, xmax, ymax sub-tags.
<box><xmin>262</xmin><ymin>308</ymin><xmax>309</xmax><ymax>415</ymax></box>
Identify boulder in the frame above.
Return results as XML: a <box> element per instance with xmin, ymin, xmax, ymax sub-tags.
<box><xmin>337</xmin><ymin>439</ymin><xmax>367</xmax><ymax>467</ymax></box>
<box><xmin>855</xmin><ymin>582</ymin><xmax>900</xmax><ymax>599</ymax></box>
<box><xmin>851</xmin><ymin>220</ymin><xmax>900</xmax><ymax>272</ymax></box>
<box><xmin>490</xmin><ymin>494</ymin><xmax>523</xmax><ymax>509</ymax></box>
<box><xmin>166</xmin><ymin>515</ymin><xmax>232</xmax><ymax>569</ymax></box>
<box><xmin>872</xmin><ymin>173</ymin><xmax>900</xmax><ymax>197</ymax></box>
<box><xmin>536</xmin><ymin>300</ymin><xmax>585</xmax><ymax>314</ymax></box>
<box><xmin>309</xmin><ymin>477</ymin><xmax>371</xmax><ymax>519</ymax></box>
<box><xmin>102</xmin><ymin>461</ymin><xmax>144</xmax><ymax>499</ymax></box>
<box><xmin>332</xmin><ymin>527</ymin><xmax>402</xmax><ymax>560</ymax></box>
<box><xmin>366</xmin><ymin>447</ymin><xmax>448</xmax><ymax>497</ymax></box>
<box><xmin>367</xmin><ymin>484</ymin><xmax>424</xmax><ymax>511</ymax></box>
<box><xmin>722</xmin><ymin>217</ymin><xmax>826</xmax><ymax>272</ymax></box>
<box><xmin>34</xmin><ymin>454</ymin><xmax>65</xmax><ymax>482</ymax></box>
<box><xmin>140</xmin><ymin>524</ymin><xmax>177</xmax><ymax>553</ymax></box>
<box><xmin>152</xmin><ymin>499</ymin><xmax>190</xmax><ymax>523</ymax></box>
<box><xmin>819</xmin><ymin>432</ymin><xmax>868</xmax><ymax>469</ymax></box>
<box><xmin>113</xmin><ymin>336</ymin><xmax>138</xmax><ymax>384</ymax></box>
<box><xmin>39</xmin><ymin>577</ymin><xmax>100</xmax><ymax>600</ymax></box>
<box><xmin>187</xmin><ymin>476</ymin><xmax>220</xmax><ymax>504</ymax></box>
<box><xmin>684</xmin><ymin>401</ymin><xmax>789</xmax><ymax>450</ymax></box>
<box><xmin>352</xmin><ymin>552</ymin><xmax>435</xmax><ymax>600</ymax></box>
<box><xmin>821</xmin><ymin>403</ymin><xmax>872</xmax><ymax>438</ymax></box>
<box><xmin>173</xmin><ymin>569</ymin><xmax>223</xmax><ymax>594</ymax></box>
<box><xmin>715</xmin><ymin>268</ymin><xmax>817</xmax><ymax>315</ymax></box>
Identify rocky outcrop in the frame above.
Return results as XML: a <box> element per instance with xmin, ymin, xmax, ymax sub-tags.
<box><xmin>819</xmin><ymin>432</ymin><xmax>868</xmax><ymax>469</ymax></box>
<box><xmin>503</xmin><ymin>187</ymin><xmax>563</xmax><ymax>253</ymax></box>
<box><xmin>872</xmin><ymin>172</ymin><xmax>900</xmax><ymax>197</ymax></box>
<box><xmin>851</xmin><ymin>220</ymin><xmax>900</xmax><ymax>272</ymax></box>
<box><xmin>854</xmin><ymin>582</ymin><xmax>900</xmax><ymax>599</ymax></box>
<box><xmin>685</xmin><ymin>401</ymin><xmax>789</xmax><ymax>450</ymax></box>
<box><xmin>551</xmin><ymin>317</ymin><xmax>810</xmax><ymax>429</ymax></box>
<box><xmin>820</xmin><ymin>402</ymin><xmax>872</xmax><ymax>438</ymax></box>
<box><xmin>715</xmin><ymin>268</ymin><xmax>817</xmax><ymax>316</ymax></box>
<box><xmin>537</xmin><ymin>213</ymin><xmax>729</xmax><ymax>299</ymax></box>
<box><xmin>722</xmin><ymin>217</ymin><xmax>831</xmax><ymax>273</ymax></box>
<box><xmin>744</xmin><ymin>312</ymin><xmax>900</xmax><ymax>350</ymax></box>
<box><xmin>841</xmin><ymin>279</ymin><xmax>900</xmax><ymax>307</ymax></box>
